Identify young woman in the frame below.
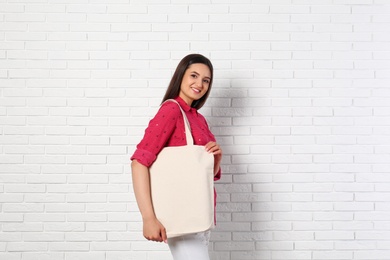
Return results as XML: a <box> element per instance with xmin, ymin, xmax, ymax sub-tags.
<box><xmin>131</xmin><ymin>54</ymin><xmax>222</xmax><ymax>260</ymax></box>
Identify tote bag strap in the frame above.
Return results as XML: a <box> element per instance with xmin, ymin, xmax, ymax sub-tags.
<box><xmin>162</xmin><ymin>99</ymin><xmax>194</xmax><ymax>146</ymax></box>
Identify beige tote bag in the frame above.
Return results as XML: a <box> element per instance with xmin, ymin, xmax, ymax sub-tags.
<box><xmin>149</xmin><ymin>99</ymin><xmax>215</xmax><ymax>238</ymax></box>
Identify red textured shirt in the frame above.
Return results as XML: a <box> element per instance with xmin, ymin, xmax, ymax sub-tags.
<box><xmin>131</xmin><ymin>96</ymin><xmax>221</xmax><ymax>180</ymax></box>
<box><xmin>131</xmin><ymin>96</ymin><xmax>221</xmax><ymax>222</ymax></box>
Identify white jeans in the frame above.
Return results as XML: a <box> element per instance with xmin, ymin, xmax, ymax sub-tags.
<box><xmin>167</xmin><ymin>230</ymin><xmax>211</xmax><ymax>260</ymax></box>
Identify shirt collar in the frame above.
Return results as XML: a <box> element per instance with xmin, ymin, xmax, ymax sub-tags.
<box><xmin>174</xmin><ymin>96</ymin><xmax>194</xmax><ymax>112</ymax></box>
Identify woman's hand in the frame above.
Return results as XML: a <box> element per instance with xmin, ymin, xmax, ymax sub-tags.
<box><xmin>205</xmin><ymin>141</ymin><xmax>222</xmax><ymax>176</ymax></box>
<box><xmin>143</xmin><ymin>217</ymin><xmax>167</xmax><ymax>243</ymax></box>
<box><xmin>131</xmin><ymin>160</ymin><xmax>167</xmax><ymax>243</ymax></box>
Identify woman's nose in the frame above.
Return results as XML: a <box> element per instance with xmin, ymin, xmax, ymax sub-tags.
<box><xmin>197</xmin><ymin>79</ymin><xmax>203</xmax><ymax>87</ymax></box>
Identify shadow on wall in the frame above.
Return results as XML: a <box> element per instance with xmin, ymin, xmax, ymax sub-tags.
<box><xmin>205</xmin><ymin>85</ymin><xmax>265</xmax><ymax>259</ymax></box>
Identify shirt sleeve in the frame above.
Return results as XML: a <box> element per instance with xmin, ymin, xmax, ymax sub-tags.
<box><xmin>214</xmin><ymin>168</ymin><xmax>221</xmax><ymax>181</ymax></box>
<box><xmin>130</xmin><ymin>102</ymin><xmax>182</xmax><ymax>167</ymax></box>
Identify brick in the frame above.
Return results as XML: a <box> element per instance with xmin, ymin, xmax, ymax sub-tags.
<box><xmin>273</xmin><ymin>231</ymin><xmax>314</xmax><ymax>241</ymax></box>
<box><xmin>0</xmin><ymin>22</ymin><xmax>27</xmax><ymax>32</ymax></box>
<box><xmin>377</xmin><ymin>241</ymin><xmax>390</xmax><ymax>249</ymax></box>
<box><xmin>47</xmin><ymin>13</ymin><xmax>86</xmax><ymax>23</ymax></box>
<box><xmin>5</xmin><ymin>13</ymin><xmax>46</xmax><ymax>22</ymax></box>
<box><xmin>7</xmin><ymin>242</ymin><xmax>48</xmax><ymax>252</ymax></box>
<box><xmin>49</xmin><ymin>242</ymin><xmax>89</xmax><ymax>252</ymax></box>
<box><xmin>232</xmin><ymin>212</ymin><xmax>271</xmax><ymax>221</ymax></box>
<box><xmin>233</xmin><ymin>173</ymin><xmax>272</xmax><ymax>183</ymax></box>
<box><xmin>354</xmin><ymin>251</ymin><xmax>390</xmax><ymax>260</ymax></box>
<box><xmin>24</xmin><ymin>194</ymin><xmax>66</xmax><ymax>203</ymax></box>
<box><xmin>333</xmin><ymin>221</ymin><xmax>373</xmax><ymax>230</ymax></box>
<box><xmin>272</xmin><ymin>193</ymin><xmax>313</xmax><ymax>202</ymax></box>
<box><xmin>67</xmin><ymin>174</ymin><xmax>108</xmax><ymax>184</ymax></box>
<box><xmin>215</xmin><ymin>241</ymin><xmax>255</xmax><ymax>251</ymax></box>
<box><xmin>131</xmin><ymin>242</ymin><xmax>168</xmax><ymax>252</ymax></box>
<box><xmin>24</xmin><ymin>213</ymin><xmax>65</xmax><ymax>222</ymax></box>
<box><xmin>274</xmin><ymin>60</ymin><xmax>313</xmax><ymax>69</ymax></box>
<box><xmin>275</xmin><ymin>136</ymin><xmax>316</xmax><ymax>145</ymax></box>
<box><xmin>24</xmin><ymin>155</ymin><xmax>65</xmax><ymax>164</ymax></box>
<box><xmin>314</xmin><ymin>212</ymin><xmax>354</xmax><ymax>221</ymax></box>
<box><xmin>293</xmin><ymin>222</ymin><xmax>332</xmax><ymax>231</ymax></box>
<box><xmin>0</xmin><ymin>155</ymin><xmax>23</xmax><ymax>164</ymax></box>
<box><xmin>65</xmin><ymin>3</ymin><xmax>105</xmax><ymax>12</ymax></box>
<box><xmin>356</xmin><ymin>192</ymin><xmax>390</xmax><ymax>201</ymax></box>
<box><xmin>292</xmin><ymin>145</ymin><xmax>333</xmax><ymax>154</ymax></box>
<box><xmin>335</xmin><ymin>202</ymin><xmax>374</xmax><ymax>211</ymax></box>
<box><xmin>0</xmin><ymin>194</ymin><xmax>23</xmax><ymax>203</ymax></box>
<box><xmin>314</xmin><ymin>173</ymin><xmax>355</xmax><ymax>183</ymax></box>
<box><xmin>213</xmin><ymin>52</ymin><xmax>252</xmax><ymax>61</ymax></box>
<box><xmin>293</xmin><ymin>184</ymin><xmax>333</xmax><ymax>192</ymax></box>
<box><xmin>273</xmin><ymin>173</ymin><xmax>313</xmax><ymax>182</ymax></box>
<box><xmin>106</xmin><ymin>252</ymin><xmax>148</xmax><ymax>260</ymax></box>
<box><xmin>293</xmin><ymin>51</ymin><xmax>332</xmax><ymax>60</ymax></box>
<box><xmin>313</xmin><ymin>251</ymin><xmax>353</xmax><ymax>259</ymax></box>
<box><xmin>90</xmin><ymin>242</ymin><xmax>131</xmax><ymax>251</ymax></box>
<box><xmin>274</xmin><ymin>212</ymin><xmax>313</xmax><ymax>221</ymax></box>
<box><xmin>256</xmin><ymin>241</ymin><xmax>293</xmax><ymax>250</ymax></box>
<box><xmin>295</xmin><ymin>241</ymin><xmax>333</xmax><ymax>250</ymax></box>
<box><xmin>253</xmin><ymin>221</ymin><xmax>292</xmax><ymax>232</ymax></box>
<box><xmin>66</xmin><ymin>253</ymin><xmax>105</xmax><ymax>260</ymax></box>
<box><xmin>152</xmin><ymin>23</ymin><xmax>191</xmax><ymax>33</ymax></box>
<box><xmin>314</xmin><ymin>193</ymin><xmax>354</xmax><ymax>202</ymax></box>
<box><xmin>333</xmin><ymin>32</ymin><xmax>373</xmax><ymax>42</ymax></box>
<box><xmin>231</xmin><ymin>193</ymin><xmax>271</xmax><ymax>202</ymax></box>
<box><xmin>0</xmin><ymin>233</ymin><xmax>22</xmax><ymax>242</ymax></box>
<box><xmin>375</xmin><ymin>184</ymin><xmax>390</xmax><ymax>192</ymax></box>
<box><xmin>3</xmin><ymin>203</ymin><xmax>44</xmax><ymax>213</ymax></box>
<box><xmin>22</xmin><ymin>233</ymin><xmax>64</xmax><ymax>242</ymax></box>
<box><xmin>45</xmin><ymin>203</ymin><xmax>85</xmax><ymax>213</ymax></box>
<box><xmin>231</xmin><ymin>251</ymin><xmax>271</xmax><ymax>260</ymax></box>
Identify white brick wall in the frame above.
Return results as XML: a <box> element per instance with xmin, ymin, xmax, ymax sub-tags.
<box><xmin>1</xmin><ymin>1</ymin><xmax>390</xmax><ymax>259</ymax></box>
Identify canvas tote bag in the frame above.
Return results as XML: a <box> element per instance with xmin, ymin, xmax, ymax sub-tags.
<box><xmin>149</xmin><ymin>99</ymin><xmax>215</xmax><ymax>238</ymax></box>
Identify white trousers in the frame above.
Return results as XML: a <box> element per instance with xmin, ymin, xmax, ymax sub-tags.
<box><xmin>167</xmin><ymin>230</ymin><xmax>211</xmax><ymax>260</ymax></box>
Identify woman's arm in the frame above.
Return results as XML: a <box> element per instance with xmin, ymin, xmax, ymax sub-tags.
<box><xmin>131</xmin><ymin>159</ymin><xmax>167</xmax><ymax>243</ymax></box>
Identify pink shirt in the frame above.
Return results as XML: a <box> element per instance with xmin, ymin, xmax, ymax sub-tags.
<box><xmin>131</xmin><ymin>97</ymin><xmax>221</xmax><ymax>222</ymax></box>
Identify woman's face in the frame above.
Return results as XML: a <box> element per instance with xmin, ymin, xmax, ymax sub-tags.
<box><xmin>179</xmin><ymin>63</ymin><xmax>211</xmax><ymax>106</ymax></box>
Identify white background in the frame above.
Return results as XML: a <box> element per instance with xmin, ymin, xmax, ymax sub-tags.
<box><xmin>1</xmin><ymin>1</ymin><xmax>390</xmax><ymax>260</ymax></box>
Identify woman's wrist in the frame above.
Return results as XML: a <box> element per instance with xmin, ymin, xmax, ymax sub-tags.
<box><xmin>142</xmin><ymin>214</ymin><xmax>157</xmax><ymax>222</ymax></box>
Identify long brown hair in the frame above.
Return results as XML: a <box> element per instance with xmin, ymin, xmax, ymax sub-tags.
<box><xmin>161</xmin><ymin>54</ymin><xmax>213</xmax><ymax>110</ymax></box>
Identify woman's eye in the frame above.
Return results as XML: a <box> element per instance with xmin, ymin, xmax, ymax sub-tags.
<box><xmin>203</xmin><ymin>79</ymin><xmax>210</xmax><ymax>84</ymax></box>
<box><xmin>191</xmin><ymin>74</ymin><xmax>197</xmax><ymax>78</ymax></box>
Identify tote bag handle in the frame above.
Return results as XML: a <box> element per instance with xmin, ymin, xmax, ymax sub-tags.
<box><xmin>162</xmin><ymin>99</ymin><xmax>194</xmax><ymax>146</ymax></box>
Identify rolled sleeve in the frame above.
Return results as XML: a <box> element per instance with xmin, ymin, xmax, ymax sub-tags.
<box><xmin>130</xmin><ymin>148</ymin><xmax>156</xmax><ymax>168</ymax></box>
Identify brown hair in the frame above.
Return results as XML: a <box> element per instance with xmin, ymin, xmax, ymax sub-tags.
<box><xmin>161</xmin><ymin>53</ymin><xmax>213</xmax><ymax>110</ymax></box>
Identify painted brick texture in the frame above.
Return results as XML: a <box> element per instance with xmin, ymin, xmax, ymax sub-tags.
<box><xmin>1</xmin><ymin>1</ymin><xmax>390</xmax><ymax>260</ymax></box>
